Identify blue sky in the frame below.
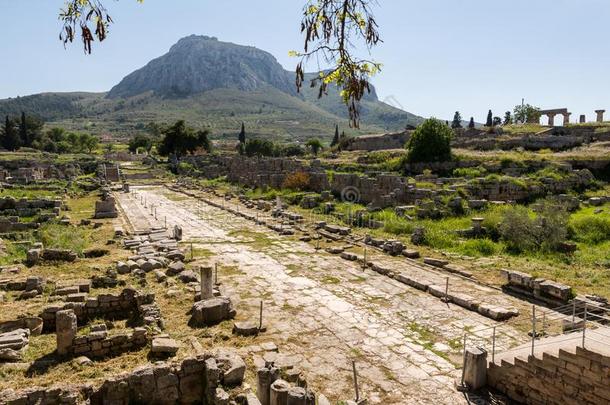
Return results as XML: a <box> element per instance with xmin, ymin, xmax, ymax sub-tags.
<box><xmin>1</xmin><ymin>0</ymin><xmax>609</xmax><ymax>123</ymax></box>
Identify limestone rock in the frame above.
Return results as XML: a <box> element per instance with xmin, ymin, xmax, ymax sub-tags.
<box><xmin>166</xmin><ymin>261</ymin><xmax>185</xmax><ymax>276</ymax></box>
<box><xmin>216</xmin><ymin>350</ymin><xmax>246</xmax><ymax>387</ymax></box>
<box><xmin>233</xmin><ymin>321</ymin><xmax>259</xmax><ymax>337</ymax></box>
<box><xmin>0</xmin><ymin>348</ymin><xmax>22</xmax><ymax>362</ymax></box>
<box><xmin>177</xmin><ymin>270</ymin><xmax>198</xmax><ymax>284</ymax></box>
<box><xmin>151</xmin><ymin>336</ymin><xmax>180</xmax><ymax>357</ymax></box>
<box><xmin>189</xmin><ymin>297</ymin><xmax>236</xmax><ymax>327</ymax></box>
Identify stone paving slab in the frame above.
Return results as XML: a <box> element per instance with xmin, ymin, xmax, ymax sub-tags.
<box><xmin>116</xmin><ymin>186</ymin><xmax>527</xmax><ymax>404</ymax></box>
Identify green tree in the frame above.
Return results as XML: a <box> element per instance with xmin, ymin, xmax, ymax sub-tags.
<box><xmin>128</xmin><ymin>135</ymin><xmax>153</xmax><ymax>153</ymax></box>
<box><xmin>485</xmin><ymin>110</ymin><xmax>493</xmax><ymax>127</ymax></box>
<box><xmin>468</xmin><ymin>117</ymin><xmax>475</xmax><ymax>129</ymax></box>
<box><xmin>306</xmin><ymin>138</ymin><xmax>323</xmax><ymax>156</ymax></box>
<box><xmin>503</xmin><ymin>111</ymin><xmax>513</xmax><ymax>125</ymax></box>
<box><xmin>158</xmin><ymin>120</ymin><xmax>210</xmax><ymax>158</ymax></box>
<box><xmin>451</xmin><ymin>111</ymin><xmax>462</xmax><ymax>129</ymax></box>
<box><xmin>492</xmin><ymin>116</ymin><xmax>502</xmax><ymax>126</ymax></box>
<box><xmin>1</xmin><ymin>116</ymin><xmax>20</xmax><ymax>151</ymax></box>
<box><xmin>244</xmin><ymin>139</ymin><xmax>276</xmax><ymax>157</ymax></box>
<box><xmin>331</xmin><ymin>124</ymin><xmax>340</xmax><ymax>147</ymax></box>
<box><xmin>238</xmin><ymin>122</ymin><xmax>246</xmax><ymax>144</ymax></box>
<box><xmin>405</xmin><ymin>118</ymin><xmax>452</xmax><ymax>163</ymax></box>
<box><xmin>17</xmin><ymin>112</ymin><xmax>43</xmax><ymax>148</ymax></box>
<box><xmin>514</xmin><ymin>104</ymin><xmax>541</xmax><ymax>123</ymax></box>
<box><xmin>79</xmin><ymin>133</ymin><xmax>99</xmax><ymax>153</ymax></box>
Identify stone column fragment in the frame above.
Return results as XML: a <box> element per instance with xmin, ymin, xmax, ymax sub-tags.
<box><xmin>463</xmin><ymin>347</ymin><xmax>487</xmax><ymax>390</ymax></box>
<box><xmin>56</xmin><ymin>309</ymin><xmax>77</xmax><ymax>356</ymax></box>
<box><xmin>200</xmin><ymin>266</ymin><xmax>214</xmax><ymax>300</ymax></box>
<box><xmin>286</xmin><ymin>387</ymin><xmax>307</xmax><ymax>405</ymax></box>
<box><xmin>270</xmin><ymin>379</ymin><xmax>290</xmax><ymax>405</ymax></box>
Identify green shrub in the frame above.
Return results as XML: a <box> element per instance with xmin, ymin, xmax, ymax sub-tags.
<box><xmin>570</xmin><ymin>216</ymin><xmax>610</xmax><ymax>244</ymax></box>
<box><xmin>460</xmin><ymin>239</ymin><xmax>499</xmax><ymax>257</ymax></box>
<box><xmin>405</xmin><ymin>118</ymin><xmax>452</xmax><ymax>163</ymax></box>
<box><xmin>499</xmin><ymin>203</ymin><xmax>569</xmax><ymax>253</ymax></box>
<box><xmin>453</xmin><ymin>166</ymin><xmax>487</xmax><ymax>178</ymax></box>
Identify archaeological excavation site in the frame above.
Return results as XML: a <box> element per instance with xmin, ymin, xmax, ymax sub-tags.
<box><xmin>2</xmin><ymin>3</ymin><xmax>610</xmax><ymax>404</ymax></box>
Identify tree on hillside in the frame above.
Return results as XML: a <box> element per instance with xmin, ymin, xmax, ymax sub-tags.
<box><xmin>1</xmin><ymin>116</ymin><xmax>20</xmax><ymax>151</ymax></box>
<box><xmin>514</xmin><ymin>104</ymin><xmax>541</xmax><ymax>124</ymax></box>
<box><xmin>492</xmin><ymin>116</ymin><xmax>502</xmax><ymax>126</ymax></box>
<box><xmin>244</xmin><ymin>139</ymin><xmax>276</xmax><ymax>157</ymax></box>
<box><xmin>58</xmin><ymin>0</ymin><xmax>380</xmax><ymax>127</ymax></box>
<box><xmin>485</xmin><ymin>110</ymin><xmax>493</xmax><ymax>127</ymax></box>
<box><xmin>405</xmin><ymin>118</ymin><xmax>452</xmax><ymax>163</ymax></box>
<box><xmin>331</xmin><ymin>124</ymin><xmax>340</xmax><ymax>147</ymax></box>
<box><xmin>468</xmin><ymin>117</ymin><xmax>475</xmax><ymax>129</ymax></box>
<box><xmin>17</xmin><ymin>112</ymin><xmax>43</xmax><ymax>148</ymax></box>
<box><xmin>503</xmin><ymin>111</ymin><xmax>513</xmax><ymax>125</ymax></box>
<box><xmin>128</xmin><ymin>135</ymin><xmax>153</xmax><ymax>153</ymax></box>
<box><xmin>80</xmin><ymin>133</ymin><xmax>99</xmax><ymax>153</ymax></box>
<box><xmin>451</xmin><ymin>111</ymin><xmax>462</xmax><ymax>129</ymax></box>
<box><xmin>157</xmin><ymin>120</ymin><xmax>211</xmax><ymax>158</ymax></box>
<box><xmin>306</xmin><ymin>138</ymin><xmax>323</xmax><ymax>156</ymax></box>
<box><xmin>238</xmin><ymin>122</ymin><xmax>246</xmax><ymax>144</ymax></box>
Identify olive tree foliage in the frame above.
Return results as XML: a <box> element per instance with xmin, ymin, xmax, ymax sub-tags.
<box><xmin>295</xmin><ymin>0</ymin><xmax>382</xmax><ymax>128</ymax></box>
<box><xmin>59</xmin><ymin>0</ymin><xmax>143</xmax><ymax>54</ymax></box>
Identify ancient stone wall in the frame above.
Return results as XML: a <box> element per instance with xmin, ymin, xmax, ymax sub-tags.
<box><xmin>0</xmin><ymin>353</ymin><xmax>245</xmax><ymax>405</ymax></box>
<box><xmin>40</xmin><ymin>288</ymin><xmax>153</xmax><ymax>332</ymax></box>
<box><xmin>344</xmin><ymin>131</ymin><xmax>410</xmax><ymax>151</ymax></box>
<box><xmin>487</xmin><ymin>346</ymin><xmax>610</xmax><ymax>405</ymax></box>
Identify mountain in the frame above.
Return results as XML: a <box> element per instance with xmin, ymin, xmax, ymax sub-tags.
<box><xmin>108</xmin><ymin>35</ymin><xmax>296</xmax><ymax>99</ymax></box>
<box><xmin>0</xmin><ymin>35</ymin><xmax>424</xmax><ymax>142</ymax></box>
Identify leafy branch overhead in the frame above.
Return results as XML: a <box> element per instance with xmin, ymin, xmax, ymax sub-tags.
<box><xmin>59</xmin><ymin>0</ymin><xmax>143</xmax><ymax>54</ymax></box>
<box><xmin>295</xmin><ymin>0</ymin><xmax>382</xmax><ymax>128</ymax></box>
<box><xmin>58</xmin><ymin>0</ymin><xmax>382</xmax><ymax>127</ymax></box>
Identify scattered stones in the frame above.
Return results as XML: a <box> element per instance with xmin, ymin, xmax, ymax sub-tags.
<box><xmin>151</xmin><ymin>335</ymin><xmax>180</xmax><ymax>357</ymax></box>
<box><xmin>423</xmin><ymin>257</ymin><xmax>449</xmax><ymax>268</ymax></box>
<box><xmin>167</xmin><ymin>261</ymin><xmax>185</xmax><ymax>276</ymax></box>
<box><xmin>216</xmin><ymin>350</ymin><xmax>246</xmax><ymax>387</ymax></box>
<box><xmin>74</xmin><ymin>355</ymin><xmax>93</xmax><ymax>366</ymax></box>
<box><xmin>233</xmin><ymin>321</ymin><xmax>259</xmax><ymax>337</ymax></box>
<box><xmin>177</xmin><ymin>270</ymin><xmax>198</xmax><ymax>284</ymax></box>
<box><xmin>189</xmin><ymin>297</ymin><xmax>236</xmax><ymax>327</ymax></box>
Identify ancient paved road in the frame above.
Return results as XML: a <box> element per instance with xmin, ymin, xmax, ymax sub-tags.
<box><xmin>117</xmin><ymin>185</ymin><xmax>522</xmax><ymax>404</ymax></box>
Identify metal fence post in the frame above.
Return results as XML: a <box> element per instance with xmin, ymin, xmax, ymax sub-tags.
<box><xmin>460</xmin><ymin>333</ymin><xmax>467</xmax><ymax>386</ymax></box>
<box><xmin>492</xmin><ymin>326</ymin><xmax>496</xmax><ymax>364</ymax></box>
<box><xmin>531</xmin><ymin>305</ymin><xmax>536</xmax><ymax>356</ymax></box>
<box><xmin>572</xmin><ymin>300</ymin><xmax>576</xmax><ymax>324</ymax></box>
<box><xmin>582</xmin><ymin>303</ymin><xmax>587</xmax><ymax>348</ymax></box>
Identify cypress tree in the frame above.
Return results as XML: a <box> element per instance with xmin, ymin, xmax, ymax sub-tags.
<box><xmin>331</xmin><ymin>124</ymin><xmax>339</xmax><ymax>147</ymax></box>
<box><xmin>2</xmin><ymin>116</ymin><xmax>20</xmax><ymax>151</ymax></box>
<box><xmin>19</xmin><ymin>112</ymin><xmax>28</xmax><ymax>147</ymax></box>
<box><xmin>485</xmin><ymin>110</ymin><xmax>493</xmax><ymax>127</ymax></box>
<box><xmin>451</xmin><ymin>111</ymin><xmax>462</xmax><ymax>129</ymax></box>
<box><xmin>468</xmin><ymin>117</ymin><xmax>475</xmax><ymax>129</ymax></box>
<box><xmin>238</xmin><ymin>122</ymin><xmax>246</xmax><ymax>144</ymax></box>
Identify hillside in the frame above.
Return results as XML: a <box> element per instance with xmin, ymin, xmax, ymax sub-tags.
<box><xmin>0</xmin><ymin>35</ymin><xmax>424</xmax><ymax>142</ymax></box>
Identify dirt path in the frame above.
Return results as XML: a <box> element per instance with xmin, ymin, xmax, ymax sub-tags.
<box><xmin>117</xmin><ymin>185</ymin><xmax>521</xmax><ymax>404</ymax></box>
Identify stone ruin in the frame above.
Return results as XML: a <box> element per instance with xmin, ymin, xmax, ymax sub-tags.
<box><xmin>182</xmin><ymin>155</ymin><xmax>597</xmax><ymax>209</ymax></box>
<box><xmin>189</xmin><ymin>266</ymin><xmax>236</xmax><ymax>327</ymax></box>
<box><xmin>55</xmin><ymin>309</ymin><xmax>148</xmax><ymax>359</ymax></box>
<box><xmin>500</xmin><ymin>269</ymin><xmax>579</xmax><ymax>307</ymax></box>
<box><xmin>93</xmin><ymin>187</ymin><xmax>118</xmax><ymax>219</ymax></box>
<box><xmin>0</xmin><ymin>351</ymin><xmax>249</xmax><ymax>405</ymax></box>
<box><xmin>39</xmin><ymin>287</ymin><xmax>161</xmax><ymax>333</ymax></box>
<box><xmin>0</xmin><ymin>275</ymin><xmax>45</xmax><ymax>300</ymax></box>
